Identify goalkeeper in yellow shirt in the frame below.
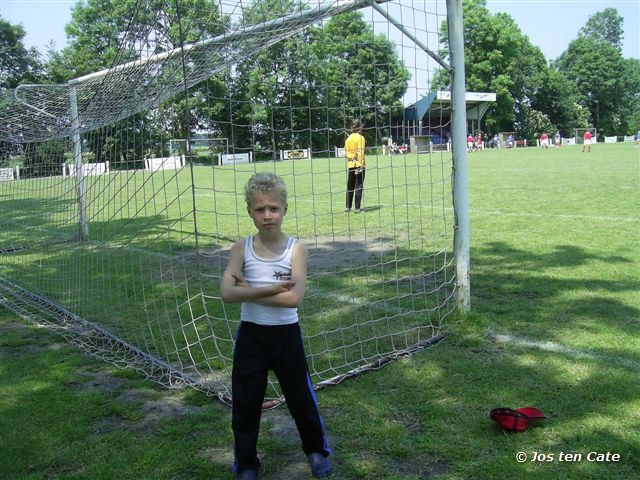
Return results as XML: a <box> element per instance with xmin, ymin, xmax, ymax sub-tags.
<box><xmin>345</xmin><ymin>119</ymin><xmax>366</xmax><ymax>213</ymax></box>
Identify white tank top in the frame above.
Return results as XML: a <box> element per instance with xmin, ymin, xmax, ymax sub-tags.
<box><xmin>240</xmin><ymin>235</ymin><xmax>299</xmax><ymax>326</ymax></box>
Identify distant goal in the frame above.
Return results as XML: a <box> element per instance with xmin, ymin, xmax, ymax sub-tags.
<box><xmin>575</xmin><ymin>128</ymin><xmax>597</xmax><ymax>144</ymax></box>
<box><xmin>169</xmin><ymin>136</ymin><xmax>229</xmax><ymax>165</ymax></box>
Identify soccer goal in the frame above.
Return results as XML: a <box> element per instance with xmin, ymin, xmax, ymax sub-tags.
<box><xmin>575</xmin><ymin>128</ymin><xmax>598</xmax><ymax>144</ymax></box>
<box><xmin>169</xmin><ymin>135</ymin><xmax>229</xmax><ymax>165</ymax></box>
<box><xmin>0</xmin><ymin>0</ymin><xmax>470</xmax><ymax>406</ymax></box>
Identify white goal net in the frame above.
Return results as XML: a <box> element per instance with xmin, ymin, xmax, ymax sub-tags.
<box><xmin>0</xmin><ymin>0</ymin><xmax>463</xmax><ymax>405</ymax></box>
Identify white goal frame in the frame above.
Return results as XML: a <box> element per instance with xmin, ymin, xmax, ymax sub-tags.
<box><xmin>169</xmin><ymin>137</ymin><xmax>229</xmax><ymax>158</ymax></box>
<box><xmin>575</xmin><ymin>128</ymin><xmax>597</xmax><ymax>144</ymax></box>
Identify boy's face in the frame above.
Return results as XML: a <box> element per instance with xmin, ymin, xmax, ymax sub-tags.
<box><xmin>247</xmin><ymin>191</ymin><xmax>287</xmax><ymax>234</ymax></box>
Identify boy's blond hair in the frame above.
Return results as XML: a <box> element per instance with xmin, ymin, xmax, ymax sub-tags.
<box><xmin>244</xmin><ymin>171</ymin><xmax>288</xmax><ymax>207</ymax></box>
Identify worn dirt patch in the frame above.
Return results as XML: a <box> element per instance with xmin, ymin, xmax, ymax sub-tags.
<box><xmin>352</xmin><ymin>451</ymin><xmax>450</xmax><ymax>479</ymax></box>
<box><xmin>72</xmin><ymin>368</ymin><xmax>204</xmax><ymax>433</ymax></box>
<box><xmin>0</xmin><ymin>319</ymin><xmax>70</xmax><ymax>354</ymax></box>
<box><xmin>199</xmin><ymin>234</ymin><xmax>403</xmax><ymax>273</ymax></box>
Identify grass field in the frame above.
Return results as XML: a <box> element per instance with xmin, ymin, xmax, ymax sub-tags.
<box><xmin>1</xmin><ymin>142</ymin><xmax>638</xmax><ymax>479</ymax></box>
<box><xmin>0</xmin><ymin>149</ymin><xmax>457</xmax><ymax>400</ymax></box>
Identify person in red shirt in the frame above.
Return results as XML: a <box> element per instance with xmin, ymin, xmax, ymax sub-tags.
<box><xmin>540</xmin><ymin>132</ymin><xmax>549</xmax><ymax>149</ymax></box>
<box><xmin>582</xmin><ymin>130</ymin><xmax>593</xmax><ymax>152</ymax></box>
<box><xmin>467</xmin><ymin>134</ymin><xmax>475</xmax><ymax>152</ymax></box>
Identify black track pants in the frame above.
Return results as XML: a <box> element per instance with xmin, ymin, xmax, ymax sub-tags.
<box><xmin>346</xmin><ymin>167</ymin><xmax>365</xmax><ymax>210</ymax></box>
<box><xmin>232</xmin><ymin>321</ymin><xmax>331</xmax><ymax>473</ymax></box>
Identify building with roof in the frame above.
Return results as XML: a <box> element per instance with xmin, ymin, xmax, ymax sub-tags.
<box><xmin>394</xmin><ymin>91</ymin><xmax>496</xmax><ymax>152</ymax></box>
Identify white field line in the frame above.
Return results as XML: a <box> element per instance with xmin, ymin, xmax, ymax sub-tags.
<box><xmin>488</xmin><ymin>331</ymin><xmax>640</xmax><ymax>371</ymax></box>
<box><xmin>194</xmin><ymin>191</ymin><xmax>638</xmax><ymax>222</ymax></box>
<box><xmin>468</xmin><ymin>209</ymin><xmax>639</xmax><ymax>223</ymax></box>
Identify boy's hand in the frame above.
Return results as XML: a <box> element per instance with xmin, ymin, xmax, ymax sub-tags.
<box><xmin>274</xmin><ymin>280</ymin><xmax>295</xmax><ymax>292</ymax></box>
<box><xmin>232</xmin><ymin>273</ymin><xmax>250</xmax><ymax>287</ymax></box>
<box><xmin>232</xmin><ymin>273</ymin><xmax>295</xmax><ymax>294</ymax></box>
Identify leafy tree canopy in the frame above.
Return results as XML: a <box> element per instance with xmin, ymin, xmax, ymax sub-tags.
<box><xmin>229</xmin><ymin>4</ymin><xmax>409</xmax><ymax>153</ymax></box>
<box><xmin>48</xmin><ymin>0</ymin><xmax>228</xmax><ymax>82</ymax></box>
<box><xmin>0</xmin><ymin>17</ymin><xmax>43</xmax><ymax>92</ymax></box>
<box><xmin>578</xmin><ymin>7</ymin><xmax>624</xmax><ymax>51</ymax></box>
<box><xmin>434</xmin><ymin>0</ymin><xmax>551</xmax><ymax>137</ymax></box>
<box><xmin>554</xmin><ymin>7</ymin><xmax>638</xmax><ymax>135</ymax></box>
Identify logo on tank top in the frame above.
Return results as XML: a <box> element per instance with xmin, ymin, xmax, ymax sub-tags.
<box><xmin>273</xmin><ymin>270</ymin><xmax>291</xmax><ymax>281</ymax></box>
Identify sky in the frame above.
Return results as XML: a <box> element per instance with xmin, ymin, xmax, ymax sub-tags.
<box><xmin>0</xmin><ymin>0</ymin><xmax>638</xmax><ymax>61</ymax></box>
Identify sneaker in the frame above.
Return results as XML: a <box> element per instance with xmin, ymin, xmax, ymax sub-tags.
<box><xmin>237</xmin><ymin>468</ymin><xmax>258</xmax><ymax>480</ymax></box>
<box><xmin>354</xmin><ymin>208</ymin><xmax>362</xmax><ymax>213</ymax></box>
<box><xmin>307</xmin><ymin>453</ymin><xmax>333</xmax><ymax>478</ymax></box>
<box><xmin>345</xmin><ymin>208</ymin><xmax>351</xmax><ymax>212</ymax></box>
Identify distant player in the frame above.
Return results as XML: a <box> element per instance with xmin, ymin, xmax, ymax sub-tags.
<box><xmin>554</xmin><ymin>131</ymin><xmax>561</xmax><ymax>148</ymax></box>
<box><xmin>539</xmin><ymin>132</ymin><xmax>549</xmax><ymax>149</ymax></box>
<box><xmin>507</xmin><ymin>134</ymin><xmax>514</xmax><ymax>149</ymax></box>
<box><xmin>467</xmin><ymin>134</ymin><xmax>474</xmax><ymax>152</ymax></box>
<box><xmin>635</xmin><ymin>129</ymin><xmax>640</xmax><ymax>148</ymax></box>
<box><xmin>345</xmin><ymin>119</ymin><xmax>366</xmax><ymax>213</ymax></box>
<box><xmin>582</xmin><ymin>130</ymin><xmax>593</xmax><ymax>152</ymax></box>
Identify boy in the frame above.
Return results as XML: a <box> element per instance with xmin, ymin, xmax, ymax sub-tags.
<box><xmin>221</xmin><ymin>172</ymin><xmax>333</xmax><ymax>480</ymax></box>
<box><xmin>345</xmin><ymin>119</ymin><xmax>366</xmax><ymax>213</ymax></box>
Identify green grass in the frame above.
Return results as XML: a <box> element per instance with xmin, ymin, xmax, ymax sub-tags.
<box><xmin>1</xmin><ymin>143</ymin><xmax>639</xmax><ymax>479</ymax></box>
<box><xmin>0</xmin><ymin>151</ymin><xmax>456</xmax><ymax>397</ymax></box>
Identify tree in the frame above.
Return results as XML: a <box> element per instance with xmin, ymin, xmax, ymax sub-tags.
<box><xmin>434</xmin><ymin>0</ymin><xmax>552</xmax><ymax>138</ymax></box>
<box><xmin>310</xmin><ymin>11</ymin><xmax>409</xmax><ymax>147</ymax></box>
<box><xmin>620</xmin><ymin>58</ymin><xmax>640</xmax><ymax>134</ymax></box>
<box><xmin>555</xmin><ymin>35</ymin><xmax>627</xmax><ymax>135</ymax></box>
<box><xmin>554</xmin><ymin>8</ymin><xmax>638</xmax><ymax>136</ymax></box>
<box><xmin>36</xmin><ymin>0</ymin><xmax>408</xmax><ymax>162</ymax></box>
<box><xmin>529</xmin><ymin>68</ymin><xmax>580</xmax><ymax>136</ymax></box>
<box><xmin>0</xmin><ymin>18</ymin><xmax>43</xmax><ymax>92</ymax></box>
<box><xmin>230</xmin><ymin>2</ymin><xmax>409</xmax><ymax>155</ymax></box>
<box><xmin>0</xmin><ymin>18</ymin><xmax>44</xmax><ymax>162</ymax></box>
<box><xmin>578</xmin><ymin>8</ymin><xmax>624</xmax><ymax>51</ymax></box>
<box><xmin>45</xmin><ymin>0</ymin><xmax>230</xmax><ymax>167</ymax></box>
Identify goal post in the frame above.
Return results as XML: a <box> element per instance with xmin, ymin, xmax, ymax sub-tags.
<box><xmin>446</xmin><ymin>0</ymin><xmax>471</xmax><ymax>313</ymax></box>
<box><xmin>575</xmin><ymin>128</ymin><xmax>597</xmax><ymax>144</ymax></box>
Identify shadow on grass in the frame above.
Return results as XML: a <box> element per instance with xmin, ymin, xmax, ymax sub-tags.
<box><xmin>1</xmin><ymin>229</ymin><xmax>639</xmax><ymax>479</ymax></box>
<box><xmin>0</xmin><ymin>197</ymin><xmax>79</xmax><ymax>250</ymax></box>
<box><xmin>322</xmin><ymin>328</ymin><xmax>640</xmax><ymax>479</ymax></box>
<box><xmin>299</xmin><ymin>238</ymin><xmax>639</xmax><ymax>478</ymax></box>
<box><xmin>478</xmin><ymin>241</ymin><xmax>632</xmax><ymax>269</ymax></box>
<box><xmin>472</xmin><ymin>241</ymin><xmax>639</xmax><ymax>335</ymax></box>
<box><xmin>0</xmin><ymin>316</ymin><xmax>232</xmax><ymax>480</ymax></box>
<box><xmin>314</xmin><ymin>234</ymin><xmax>639</xmax><ymax>477</ymax></box>
<box><xmin>0</xmin><ymin>228</ymin><xmax>458</xmax><ymax>479</ymax></box>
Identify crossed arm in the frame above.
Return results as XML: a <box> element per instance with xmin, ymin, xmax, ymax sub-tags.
<box><xmin>220</xmin><ymin>239</ymin><xmax>308</xmax><ymax>308</ymax></box>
